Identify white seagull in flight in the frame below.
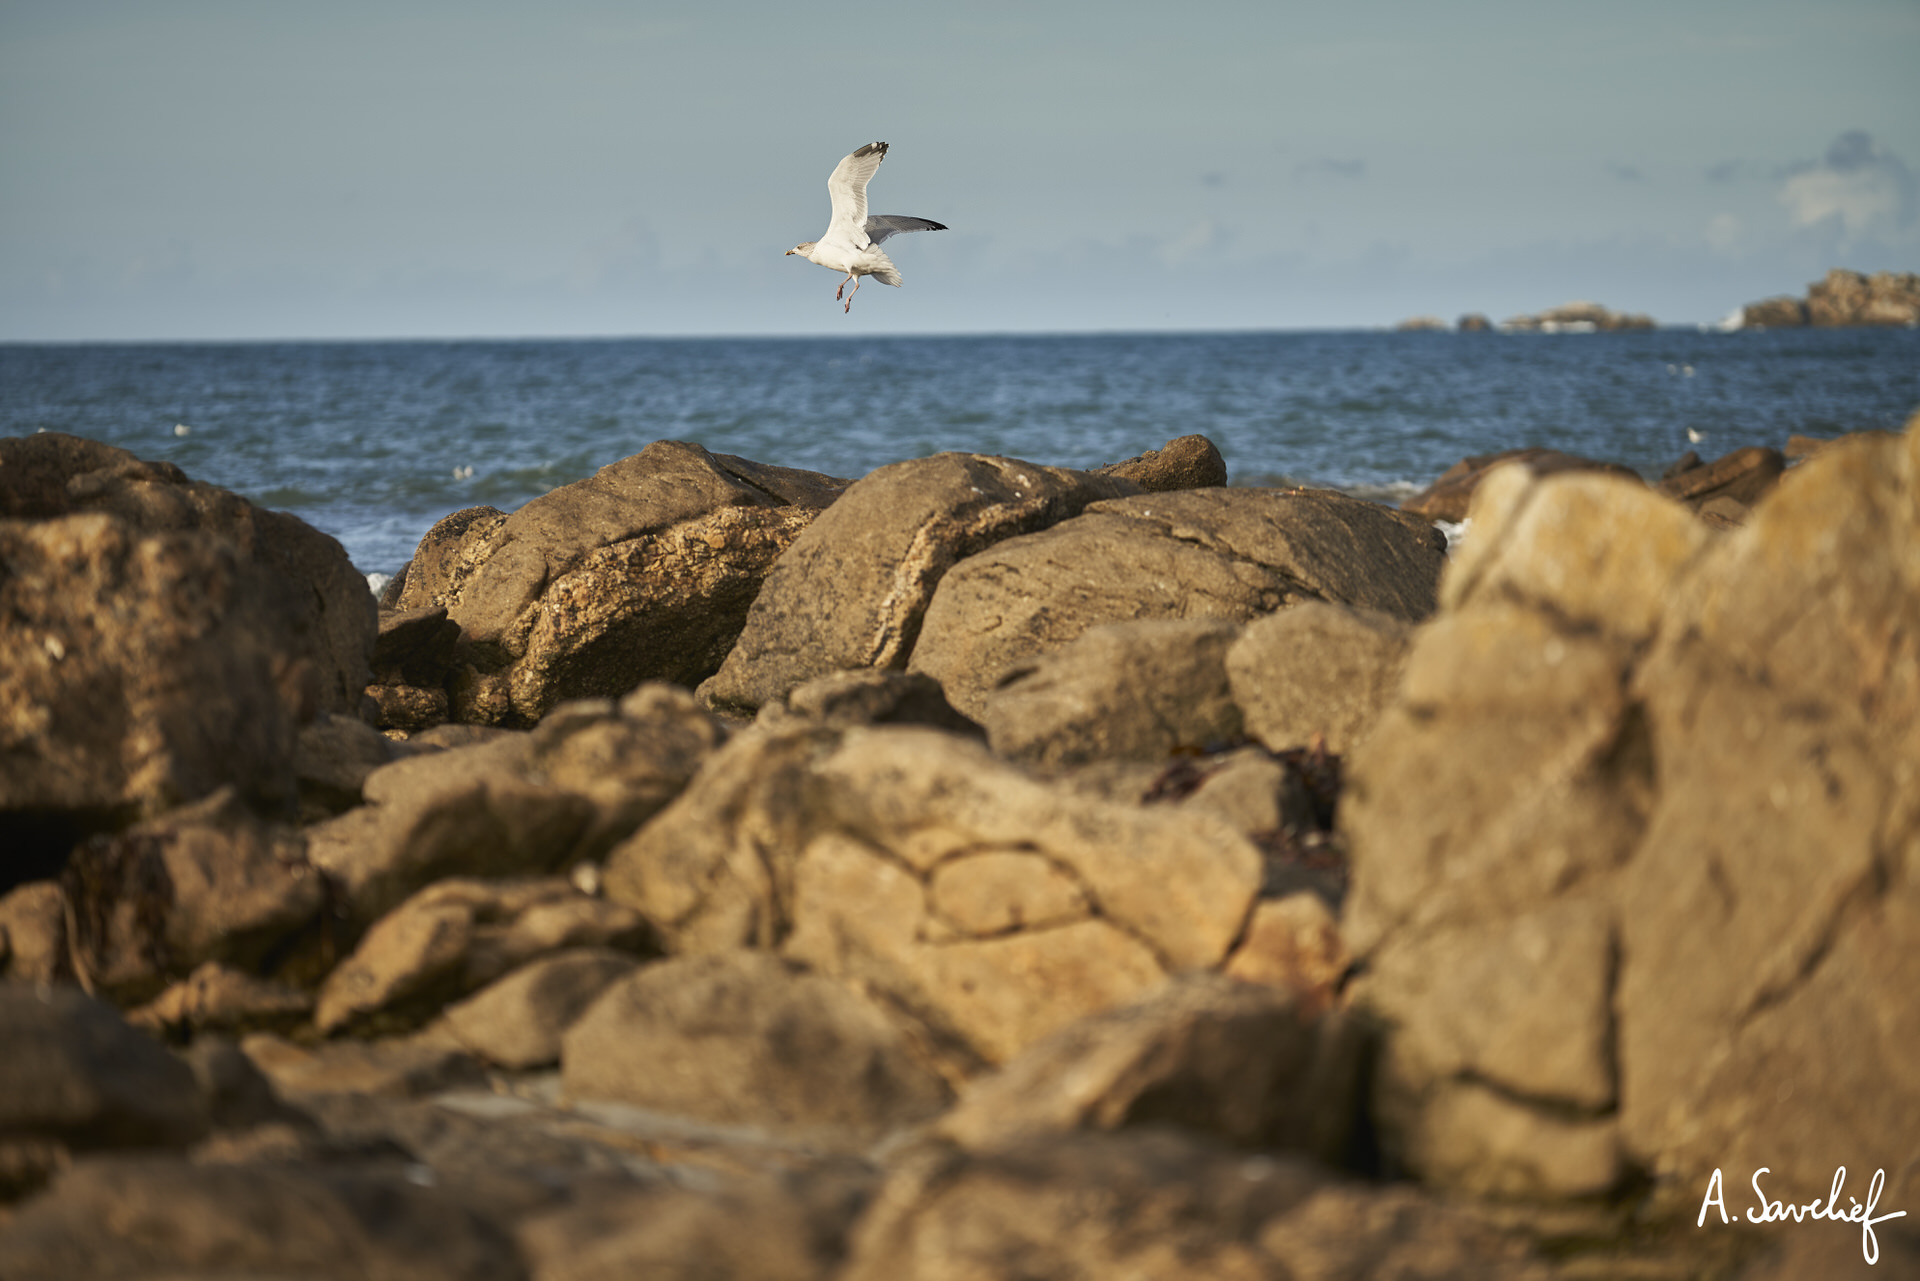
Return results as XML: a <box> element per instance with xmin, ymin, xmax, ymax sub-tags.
<box><xmin>786</xmin><ymin>142</ymin><xmax>947</xmax><ymax>313</ymax></box>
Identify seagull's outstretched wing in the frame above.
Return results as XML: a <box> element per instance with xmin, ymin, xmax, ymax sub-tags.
<box><xmin>864</xmin><ymin>215</ymin><xmax>948</xmax><ymax>245</ymax></box>
<box><xmin>823</xmin><ymin>142</ymin><xmax>888</xmax><ymax>251</ymax></box>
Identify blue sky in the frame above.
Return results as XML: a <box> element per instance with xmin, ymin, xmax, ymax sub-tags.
<box><xmin>3</xmin><ymin>0</ymin><xmax>1916</xmax><ymax>339</ymax></box>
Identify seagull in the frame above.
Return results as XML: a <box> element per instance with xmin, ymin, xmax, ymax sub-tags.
<box><xmin>787</xmin><ymin>142</ymin><xmax>947</xmax><ymax>313</ymax></box>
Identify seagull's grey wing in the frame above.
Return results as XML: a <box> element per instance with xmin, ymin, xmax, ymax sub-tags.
<box><xmin>864</xmin><ymin>215</ymin><xmax>948</xmax><ymax>245</ymax></box>
<box><xmin>823</xmin><ymin>142</ymin><xmax>888</xmax><ymax>249</ymax></box>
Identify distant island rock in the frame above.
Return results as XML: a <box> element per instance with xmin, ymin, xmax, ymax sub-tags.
<box><xmin>1394</xmin><ymin>316</ymin><xmax>1449</xmax><ymax>332</ymax></box>
<box><xmin>1738</xmin><ymin>268</ymin><xmax>1920</xmax><ymax>328</ymax></box>
<box><xmin>1499</xmin><ymin>300</ymin><xmax>1656</xmax><ymax>333</ymax></box>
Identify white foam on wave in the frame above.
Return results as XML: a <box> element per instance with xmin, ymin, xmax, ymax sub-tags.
<box><xmin>365</xmin><ymin>571</ymin><xmax>392</xmax><ymax>599</ymax></box>
<box><xmin>1434</xmin><ymin>517</ymin><xmax>1470</xmax><ymax>555</ymax></box>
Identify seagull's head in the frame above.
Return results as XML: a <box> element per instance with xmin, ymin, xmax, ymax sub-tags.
<box><xmin>786</xmin><ymin>241</ymin><xmax>816</xmax><ymax>259</ymax></box>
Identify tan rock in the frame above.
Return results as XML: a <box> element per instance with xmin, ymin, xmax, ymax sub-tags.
<box><xmin>1399</xmin><ymin>447</ymin><xmax>1643</xmax><ymax>522</ymax></box>
<box><xmin>560</xmin><ymin>950</ymin><xmax>950</xmax><ymax>1137</ymax></box>
<box><xmin>239</xmin><ymin>1028</ymin><xmax>488</xmax><ymax>1098</ymax></box>
<box><xmin>1226</xmin><ymin>601</ymin><xmax>1412</xmax><ymax>754</ymax></box>
<box><xmin>702</xmin><ymin>452</ymin><xmax>1138</xmax><ymax>716</ymax></box>
<box><xmin>1222</xmin><ymin>893</ymin><xmax>1348</xmax><ymax>1014</ymax></box>
<box><xmin>128</xmin><ymin>962</ymin><xmax>313</xmax><ymax>1036</ymax></box>
<box><xmin>912</xmin><ymin>487</ymin><xmax>1446</xmax><ymax>719</ymax></box>
<box><xmin>440</xmin><ymin>947</ymin><xmax>640</xmax><ymax>1070</ymax></box>
<box><xmin>314</xmin><ymin>877</ymin><xmax>651</xmax><ymax>1036</ymax></box>
<box><xmin>927</xmin><ymin>850</ymin><xmax>1090</xmax><ymax>937</ymax></box>
<box><xmin>0</xmin><ymin>882</ymin><xmax>70</xmax><ymax>984</ymax></box>
<box><xmin>1092</xmin><ymin>433</ymin><xmax>1229</xmax><ymax>492</ymax></box>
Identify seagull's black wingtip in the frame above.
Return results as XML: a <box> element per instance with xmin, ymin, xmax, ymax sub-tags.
<box><xmin>855</xmin><ymin>141</ymin><xmax>889</xmax><ymax>158</ymax></box>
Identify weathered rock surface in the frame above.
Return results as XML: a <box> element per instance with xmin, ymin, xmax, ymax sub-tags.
<box><xmin>305</xmin><ymin>692</ymin><xmax>715</xmax><ymax>925</ymax></box>
<box><xmin>128</xmin><ymin>961</ymin><xmax>315</xmax><ymax>1037</ymax></box>
<box><xmin>562</xmin><ymin>949</ymin><xmax>951</xmax><ymax>1136</ymax></box>
<box><xmin>1092</xmin><ymin>433</ymin><xmax>1230</xmax><ymax>492</ymax></box>
<box><xmin>605</xmin><ymin>724</ymin><xmax>1263</xmax><ymax>1065</ymax></box>
<box><xmin>983</xmin><ymin>618</ymin><xmax>1245</xmax><ymax>767</ymax></box>
<box><xmin>753</xmin><ymin>669</ymin><xmax>984</xmax><ymax>739</ymax></box>
<box><xmin>440</xmin><ymin>946</ymin><xmax>639</xmax><ymax>1069</ymax></box>
<box><xmin>1226</xmin><ymin>601</ymin><xmax>1413</xmax><ymax>753</ymax></box>
<box><xmin>0</xmin><ymin>1154</ymin><xmax>523</xmax><ymax>1281</ymax></box>
<box><xmin>1655</xmin><ymin>443</ymin><xmax>1786</xmax><ymax>510</ymax></box>
<box><xmin>293</xmin><ymin>712</ymin><xmax>403</xmax><ymax>820</ymax></box>
<box><xmin>315</xmin><ymin>877</ymin><xmax>653</xmax><ymax>1036</ymax></box>
<box><xmin>702</xmin><ymin>452</ymin><xmax>1139</xmax><ymax>715</ymax></box>
<box><xmin>1344</xmin><ymin>425</ymin><xmax>1920</xmax><ymax>1213</ymax></box>
<box><xmin>393</xmin><ymin>440</ymin><xmax>846</xmax><ymax>725</ymax></box>
<box><xmin>240</xmin><ymin>1027</ymin><xmax>491</xmax><ymax>1099</ymax></box>
<box><xmin>935</xmin><ymin>972</ymin><xmax>1357</xmax><ymax>1163</ymax></box>
<box><xmin>842</xmin><ymin>1128</ymin><xmax>1555</xmax><ymax>1281</ymax></box>
<box><xmin>59</xmin><ymin>787</ymin><xmax>326</xmax><ymax>1003</ymax></box>
<box><xmin>0</xmin><ymin>985</ymin><xmax>209</xmax><ymax>1151</ymax></box>
<box><xmin>1399</xmin><ymin>446</ymin><xmax>1645</xmax><ymax>521</ymax></box>
<box><xmin>912</xmin><ymin>487</ymin><xmax>1446</xmax><ymax>719</ymax></box>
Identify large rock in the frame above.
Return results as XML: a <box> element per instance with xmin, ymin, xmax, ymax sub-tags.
<box><xmin>1092</xmin><ymin>433</ymin><xmax>1229</xmax><ymax>492</ymax></box>
<box><xmin>2</xmin><ymin>516</ymin><xmax>310</xmax><ymax>875</ymax></box>
<box><xmin>604</xmin><ymin>725</ymin><xmax>1264</xmax><ymax>1066</ymax></box>
<box><xmin>0</xmin><ymin>432</ymin><xmax>375</xmax><ymax>716</ymax></box>
<box><xmin>1806</xmin><ymin>267</ymin><xmax>1920</xmax><ymax>327</ymax></box>
<box><xmin>700</xmin><ymin>452</ymin><xmax>1139</xmax><ymax>715</ymax></box>
<box><xmin>394</xmin><ymin>440</ymin><xmax>846</xmax><ymax>725</ymax></box>
<box><xmin>911</xmin><ymin>487</ymin><xmax>1446</xmax><ymax>719</ymax></box>
<box><xmin>0</xmin><ymin>985</ymin><xmax>209</xmax><ymax>1151</ymax></box>
<box><xmin>561</xmin><ymin>949</ymin><xmax>950</xmax><ymax>1137</ymax></box>
<box><xmin>1343</xmin><ymin>424</ymin><xmax>1920</xmax><ymax>1214</ymax></box>
<box><xmin>439</xmin><ymin>947</ymin><xmax>640</xmax><ymax>1070</ymax></box>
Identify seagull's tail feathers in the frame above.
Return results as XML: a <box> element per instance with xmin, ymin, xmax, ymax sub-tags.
<box><xmin>867</xmin><ymin>249</ymin><xmax>903</xmax><ymax>287</ymax></box>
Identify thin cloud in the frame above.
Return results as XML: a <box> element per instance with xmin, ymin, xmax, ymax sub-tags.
<box><xmin>1776</xmin><ymin>130</ymin><xmax>1916</xmax><ymax>241</ymax></box>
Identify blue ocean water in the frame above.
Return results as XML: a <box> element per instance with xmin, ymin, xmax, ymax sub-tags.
<box><xmin>4</xmin><ymin>328</ymin><xmax>1916</xmax><ymax>576</ymax></box>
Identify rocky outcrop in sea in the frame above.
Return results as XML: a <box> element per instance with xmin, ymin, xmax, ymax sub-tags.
<box><xmin>3</xmin><ymin>420</ymin><xmax>1917</xmax><ymax>1278</ymax></box>
<box><xmin>1740</xmin><ymin>267</ymin><xmax>1920</xmax><ymax>328</ymax></box>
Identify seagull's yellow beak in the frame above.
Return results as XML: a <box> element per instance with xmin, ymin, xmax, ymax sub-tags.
<box><xmin>784</xmin><ymin>248</ymin><xmax>796</xmax><ymax>256</ymax></box>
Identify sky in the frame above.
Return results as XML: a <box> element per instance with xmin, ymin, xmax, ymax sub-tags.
<box><xmin>2</xmin><ymin>0</ymin><xmax>1917</xmax><ymax>340</ymax></box>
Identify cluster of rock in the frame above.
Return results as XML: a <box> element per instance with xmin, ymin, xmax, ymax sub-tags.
<box><xmin>1740</xmin><ymin>268</ymin><xmax>1920</xmax><ymax>329</ymax></box>
<box><xmin>4</xmin><ymin>419</ymin><xmax>1917</xmax><ymax>1278</ymax></box>
<box><xmin>1499</xmin><ymin>301</ymin><xmax>1657</xmax><ymax>333</ymax></box>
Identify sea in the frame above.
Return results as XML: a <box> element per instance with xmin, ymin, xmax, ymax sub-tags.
<box><xmin>3</xmin><ymin>327</ymin><xmax>1916</xmax><ymax>579</ymax></box>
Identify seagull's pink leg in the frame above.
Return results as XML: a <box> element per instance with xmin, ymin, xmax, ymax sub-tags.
<box><xmin>844</xmin><ymin>273</ymin><xmax>862</xmax><ymax>314</ymax></box>
<box><xmin>836</xmin><ymin>272</ymin><xmax>854</xmax><ymax>301</ymax></box>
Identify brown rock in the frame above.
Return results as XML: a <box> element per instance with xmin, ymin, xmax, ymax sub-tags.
<box><xmin>314</xmin><ymin>876</ymin><xmax>652</xmax><ymax>1036</ymax></box>
<box><xmin>983</xmin><ymin>618</ymin><xmax>1245</xmax><ymax>768</ymax></box>
<box><xmin>1225</xmin><ymin>601</ymin><xmax>1412</xmax><ymax>754</ymax></box>
<box><xmin>0</xmin><ymin>881</ymin><xmax>71</xmax><ymax>984</ymax></box>
<box><xmin>1400</xmin><ymin>447</ymin><xmax>1644</xmax><ymax>521</ymax></box>
<box><xmin>440</xmin><ymin>947</ymin><xmax>640</xmax><ymax>1069</ymax></box>
<box><xmin>1655</xmin><ymin>444</ymin><xmax>1785</xmax><ymax>507</ymax></box>
<box><xmin>1697</xmin><ymin>495</ymin><xmax>1749</xmax><ymax>528</ymax></box>
<box><xmin>60</xmin><ymin>787</ymin><xmax>325</xmax><ymax>1003</ymax></box>
<box><xmin>0</xmin><ymin>1154</ymin><xmax>521</xmax><ymax>1280</ymax></box>
<box><xmin>1457</xmin><ymin>312</ymin><xmax>1493</xmax><ymax>332</ymax></box>
<box><xmin>934</xmin><ymin>972</ymin><xmax>1352</xmax><ymax>1161</ymax></box>
<box><xmin>293</xmin><ymin>712</ymin><xmax>400</xmax><ymax>819</ymax></box>
<box><xmin>240</xmin><ymin>1027</ymin><xmax>489</xmax><ymax>1098</ymax></box>
<box><xmin>369</xmin><ymin>605</ymin><xmax>462</xmax><ymax>687</ymax></box>
<box><xmin>302</xmin><ymin>733</ymin><xmax>594</xmax><ymax>924</ymax></box>
<box><xmin>128</xmin><ymin>962</ymin><xmax>314</xmax><ymax>1037</ymax></box>
<box><xmin>842</xmin><ymin>1132</ymin><xmax>1295</xmax><ymax>1281</ymax></box>
<box><xmin>1222</xmin><ymin>893</ymin><xmax>1350</xmax><ymax>1014</ymax></box>
<box><xmin>701</xmin><ymin>452</ymin><xmax>1139</xmax><ymax>716</ymax></box>
<box><xmin>526</xmin><ymin>683</ymin><xmax>726</xmax><ymax>861</ymax></box>
<box><xmin>911</xmin><ymin>487</ymin><xmax>1446</xmax><ymax>719</ymax></box>
<box><xmin>1</xmin><ymin>514</ymin><xmax>307</xmax><ymax>854</ymax></box>
<box><xmin>1739</xmin><ymin>296</ymin><xmax>1809</xmax><ymax>328</ymax></box>
<box><xmin>1093</xmin><ymin>433</ymin><xmax>1230</xmax><ymax>491</ymax></box>
<box><xmin>396</xmin><ymin>441</ymin><xmax>845</xmax><ymax>725</ymax></box>
<box><xmin>754</xmin><ymin>669</ymin><xmax>984</xmax><ymax>739</ymax></box>
<box><xmin>364</xmin><ymin>681</ymin><xmax>449</xmax><ymax>732</ymax></box>
<box><xmin>1341</xmin><ymin>421</ymin><xmax>1920</xmax><ymax>1214</ymax></box>
<box><xmin>560</xmin><ymin>949</ymin><xmax>951</xmax><ymax>1137</ymax></box>
<box><xmin>1806</xmin><ymin>267</ymin><xmax>1920</xmax><ymax>327</ymax></box>
<box><xmin>0</xmin><ymin>985</ymin><xmax>209</xmax><ymax>1150</ymax></box>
